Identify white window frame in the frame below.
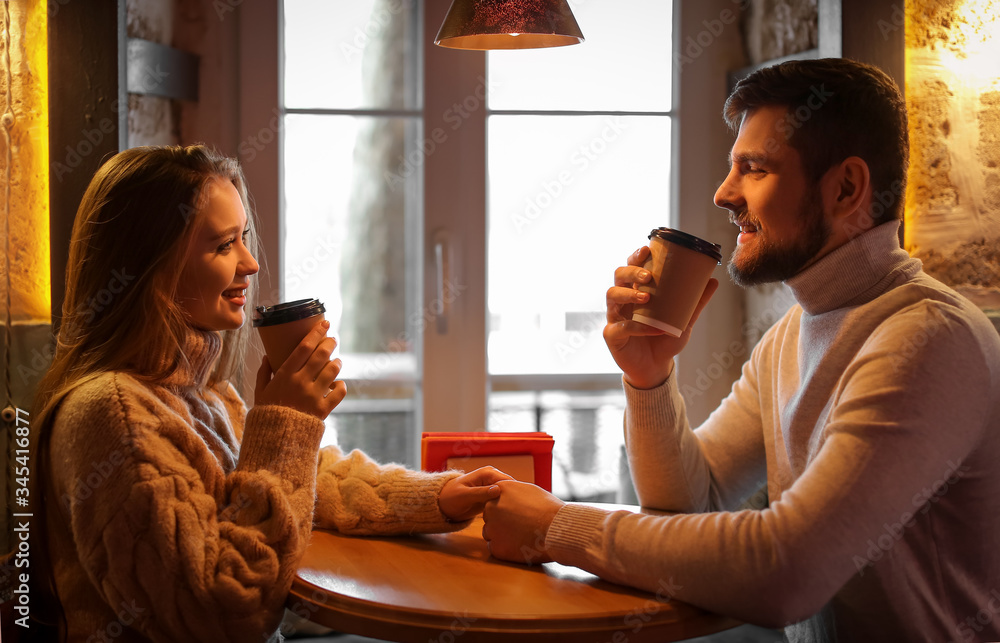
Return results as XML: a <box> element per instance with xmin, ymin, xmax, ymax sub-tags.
<box><xmin>239</xmin><ymin>1</ymin><xmax>747</xmax><ymax>458</ymax></box>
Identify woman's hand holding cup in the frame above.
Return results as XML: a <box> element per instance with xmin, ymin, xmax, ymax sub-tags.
<box><xmin>254</xmin><ymin>320</ymin><xmax>347</xmax><ymax>420</ymax></box>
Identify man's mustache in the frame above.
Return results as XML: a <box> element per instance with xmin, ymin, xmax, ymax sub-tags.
<box><xmin>729</xmin><ymin>209</ymin><xmax>757</xmax><ymax>227</ymax></box>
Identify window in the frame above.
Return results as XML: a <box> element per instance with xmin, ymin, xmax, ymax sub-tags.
<box><xmin>282</xmin><ymin>0</ymin><xmax>422</xmax><ymax>466</ymax></box>
<box><xmin>281</xmin><ymin>1</ymin><xmax>674</xmax><ymax>500</ymax></box>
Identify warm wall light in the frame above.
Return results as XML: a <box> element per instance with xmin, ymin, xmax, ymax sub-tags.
<box><xmin>904</xmin><ymin>0</ymin><xmax>1000</xmax><ymax>309</ymax></box>
<box><xmin>1</xmin><ymin>0</ymin><xmax>50</xmax><ymax>323</ymax></box>
<box><xmin>435</xmin><ymin>0</ymin><xmax>585</xmax><ymax>50</ymax></box>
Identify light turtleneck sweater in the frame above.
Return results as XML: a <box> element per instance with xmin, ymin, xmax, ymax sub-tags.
<box><xmin>45</xmin><ymin>328</ymin><xmax>465</xmax><ymax>642</ymax></box>
<box><xmin>545</xmin><ymin>221</ymin><xmax>1000</xmax><ymax>642</ymax></box>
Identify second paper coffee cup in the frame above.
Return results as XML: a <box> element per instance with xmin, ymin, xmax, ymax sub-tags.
<box><xmin>253</xmin><ymin>299</ymin><xmax>326</xmax><ymax>368</ymax></box>
<box><xmin>631</xmin><ymin>228</ymin><xmax>722</xmax><ymax>337</ymax></box>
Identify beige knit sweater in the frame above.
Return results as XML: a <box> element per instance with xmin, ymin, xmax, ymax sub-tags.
<box><xmin>44</xmin><ymin>329</ymin><xmax>464</xmax><ymax>642</ymax></box>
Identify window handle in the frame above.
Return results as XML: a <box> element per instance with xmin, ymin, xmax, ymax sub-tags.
<box><xmin>433</xmin><ymin>230</ymin><xmax>450</xmax><ymax>334</ymax></box>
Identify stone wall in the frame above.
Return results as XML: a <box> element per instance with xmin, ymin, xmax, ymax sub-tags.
<box><xmin>127</xmin><ymin>0</ymin><xmax>179</xmax><ymax>146</ymax></box>
<box><xmin>1</xmin><ymin>0</ymin><xmax>50</xmax><ymax>556</ymax></box>
<box><xmin>904</xmin><ymin>0</ymin><xmax>1000</xmax><ymax>313</ymax></box>
<box><xmin>126</xmin><ymin>0</ymin><xmax>237</xmax><ymax>151</ymax></box>
<box><xmin>742</xmin><ymin>0</ymin><xmax>818</xmax><ymax>65</ymax></box>
<box><xmin>0</xmin><ymin>0</ymin><xmax>48</xmax><ymax>324</ymax></box>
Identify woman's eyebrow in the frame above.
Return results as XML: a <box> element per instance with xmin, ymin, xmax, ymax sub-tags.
<box><xmin>208</xmin><ymin>225</ymin><xmax>243</xmax><ymax>241</ymax></box>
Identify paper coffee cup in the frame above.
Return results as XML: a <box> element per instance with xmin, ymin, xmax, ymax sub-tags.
<box><xmin>253</xmin><ymin>299</ymin><xmax>326</xmax><ymax>368</ymax></box>
<box><xmin>631</xmin><ymin>228</ymin><xmax>722</xmax><ymax>337</ymax></box>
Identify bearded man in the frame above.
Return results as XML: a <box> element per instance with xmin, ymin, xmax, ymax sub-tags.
<box><xmin>482</xmin><ymin>58</ymin><xmax>1000</xmax><ymax>642</ymax></box>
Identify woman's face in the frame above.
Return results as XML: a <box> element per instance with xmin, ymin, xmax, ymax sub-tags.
<box><xmin>176</xmin><ymin>179</ymin><xmax>259</xmax><ymax>331</ymax></box>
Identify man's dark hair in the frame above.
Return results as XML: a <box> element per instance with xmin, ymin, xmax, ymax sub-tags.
<box><xmin>724</xmin><ymin>58</ymin><xmax>908</xmax><ymax>221</ymax></box>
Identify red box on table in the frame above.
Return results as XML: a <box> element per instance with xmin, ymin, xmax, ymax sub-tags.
<box><xmin>420</xmin><ymin>432</ymin><xmax>554</xmax><ymax>492</ymax></box>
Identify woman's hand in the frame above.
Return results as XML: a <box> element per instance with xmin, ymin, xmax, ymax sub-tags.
<box><xmin>254</xmin><ymin>320</ymin><xmax>347</xmax><ymax>420</ymax></box>
<box><xmin>604</xmin><ymin>246</ymin><xmax>718</xmax><ymax>389</ymax></box>
<box><xmin>438</xmin><ymin>467</ymin><xmax>514</xmax><ymax>522</ymax></box>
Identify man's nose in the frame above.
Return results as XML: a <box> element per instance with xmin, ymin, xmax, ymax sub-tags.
<box><xmin>714</xmin><ymin>172</ymin><xmax>741</xmax><ymax>211</ymax></box>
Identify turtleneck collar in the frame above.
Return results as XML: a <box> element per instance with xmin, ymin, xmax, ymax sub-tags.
<box><xmin>785</xmin><ymin>221</ymin><xmax>921</xmax><ymax>316</ymax></box>
<box><xmin>160</xmin><ymin>326</ymin><xmax>223</xmax><ymax>390</ymax></box>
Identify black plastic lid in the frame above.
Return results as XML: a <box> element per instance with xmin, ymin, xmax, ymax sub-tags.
<box><xmin>648</xmin><ymin>228</ymin><xmax>723</xmax><ymax>264</ymax></box>
<box><xmin>252</xmin><ymin>299</ymin><xmax>326</xmax><ymax>327</ymax></box>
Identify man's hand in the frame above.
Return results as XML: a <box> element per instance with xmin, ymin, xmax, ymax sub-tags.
<box><xmin>482</xmin><ymin>480</ymin><xmax>565</xmax><ymax>565</ymax></box>
<box><xmin>604</xmin><ymin>246</ymin><xmax>719</xmax><ymax>389</ymax></box>
<box><xmin>438</xmin><ymin>467</ymin><xmax>514</xmax><ymax>522</ymax></box>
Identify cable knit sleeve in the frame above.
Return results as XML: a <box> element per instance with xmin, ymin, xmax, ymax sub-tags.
<box><xmin>49</xmin><ymin>374</ymin><xmax>326</xmax><ymax>643</ymax></box>
<box><xmin>313</xmin><ymin>446</ymin><xmax>467</xmax><ymax>535</ymax></box>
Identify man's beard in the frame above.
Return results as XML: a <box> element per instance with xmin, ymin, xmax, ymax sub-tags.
<box><xmin>727</xmin><ymin>188</ymin><xmax>830</xmax><ymax>288</ymax></box>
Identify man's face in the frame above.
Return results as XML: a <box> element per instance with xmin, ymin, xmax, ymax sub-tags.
<box><xmin>714</xmin><ymin>105</ymin><xmax>830</xmax><ymax>287</ymax></box>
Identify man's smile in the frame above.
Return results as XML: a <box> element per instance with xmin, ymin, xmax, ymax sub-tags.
<box><xmin>730</xmin><ymin>212</ymin><xmax>759</xmax><ymax>245</ymax></box>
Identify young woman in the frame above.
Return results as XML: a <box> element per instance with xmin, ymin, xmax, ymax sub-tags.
<box><xmin>30</xmin><ymin>145</ymin><xmax>508</xmax><ymax>642</ymax></box>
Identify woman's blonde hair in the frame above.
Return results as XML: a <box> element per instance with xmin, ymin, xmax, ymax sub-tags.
<box><xmin>27</xmin><ymin>144</ymin><xmax>260</xmax><ymax>637</ymax></box>
<box><xmin>38</xmin><ymin>144</ymin><xmax>259</xmax><ymax>405</ymax></box>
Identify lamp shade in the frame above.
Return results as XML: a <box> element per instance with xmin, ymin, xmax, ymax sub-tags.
<box><xmin>435</xmin><ymin>0</ymin><xmax>585</xmax><ymax>50</ymax></box>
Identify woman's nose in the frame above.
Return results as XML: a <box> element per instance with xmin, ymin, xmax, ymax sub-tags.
<box><xmin>240</xmin><ymin>251</ymin><xmax>259</xmax><ymax>277</ymax></box>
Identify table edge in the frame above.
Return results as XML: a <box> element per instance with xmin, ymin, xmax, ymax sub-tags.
<box><xmin>289</xmin><ymin>570</ymin><xmax>740</xmax><ymax>637</ymax></box>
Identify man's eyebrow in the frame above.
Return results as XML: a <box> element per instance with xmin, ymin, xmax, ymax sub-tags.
<box><xmin>727</xmin><ymin>151</ymin><xmax>770</xmax><ymax>168</ymax></box>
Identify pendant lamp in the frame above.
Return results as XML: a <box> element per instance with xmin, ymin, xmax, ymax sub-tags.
<box><xmin>435</xmin><ymin>0</ymin><xmax>585</xmax><ymax>50</ymax></box>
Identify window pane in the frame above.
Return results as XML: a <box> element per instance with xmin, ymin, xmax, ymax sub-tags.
<box><xmin>487</xmin><ymin>115</ymin><xmax>671</xmax><ymax>375</ymax></box>
<box><xmin>488</xmin><ymin>391</ymin><xmax>628</xmax><ymax>501</ymax></box>
<box><xmin>283</xmin><ymin>114</ymin><xmax>421</xmax><ymax>466</ymax></box>
<box><xmin>487</xmin><ymin>0</ymin><xmax>673</xmax><ymax>112</ymax></box>
<box><xmin>283</xmin><ymin>0</ymin><xmax>419</xmax><ymax>110</ymax></box>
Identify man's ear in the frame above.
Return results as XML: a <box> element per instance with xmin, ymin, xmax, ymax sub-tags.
<box><xmin>822</xmin><ymin>156</ymin><xmax>871</xmax><ymax>220</ymax></box>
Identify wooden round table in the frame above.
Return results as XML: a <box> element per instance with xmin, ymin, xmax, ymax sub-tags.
<box><xmin>289</xmin><ymin>507</ymin><xmax>740</xmax><ymax>642</ymax></box>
